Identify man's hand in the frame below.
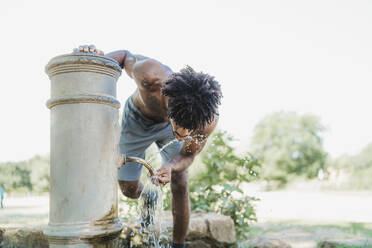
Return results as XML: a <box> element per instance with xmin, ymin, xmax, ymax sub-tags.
<box><xmin>73</xmin><ymin>44</ymin><xmax>104</xmax><ymax>55</ymax></box>
<box><xmin>152</xmin><ymin>164</ymin><xmax>171</xmax><ymax>186</ymax></box>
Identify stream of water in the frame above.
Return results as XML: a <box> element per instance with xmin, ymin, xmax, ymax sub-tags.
<box><xmin>136</xmin><ymin>178</ymin><xmax>170</xmax><ymax>248</ymax></box>
<box><xmin>133</xmin><ymin>135</ymin><xmax>207</xmax><ymax>247</ymax></box>
<box><xmin>147</xmin><ymin>139</ymin><xmax>178</xmax><ymax>164</ymax></box>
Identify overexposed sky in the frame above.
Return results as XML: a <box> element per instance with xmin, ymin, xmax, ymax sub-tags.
<box><xmin>0</xmin><ymin>0</ymin><xmax>371</xmax><ymax>162</ymax></box>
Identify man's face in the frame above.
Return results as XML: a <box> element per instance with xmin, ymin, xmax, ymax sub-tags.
<box><xmin>170</xmin><ymin>119</ymin><xmax>192</xmax><ymax>141</ymax></box>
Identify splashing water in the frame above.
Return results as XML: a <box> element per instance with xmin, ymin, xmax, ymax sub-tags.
<box><xmin>183</xmin><ymin>133</ymin><xmax>207</xmax><ymax>153</ymax></box>
<box><xmin>136</xmin><ymin>178</ymin><xmax>171</xmax><ymax>248</ymax></box>
<box><xmin>148</xmin><ymin>134</ymin><xmax>208</xmax><ymax>162</ymax></box>
<box><xmin>147</xmin><ymin>139</ymin><xmax>178</xmax><ymax>164</ymax></box>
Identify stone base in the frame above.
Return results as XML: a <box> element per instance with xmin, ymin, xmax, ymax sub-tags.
<box><xmin>0</xmin><ymin>212</ymin><xmax>237</xmax><ymax>248</ymax></box>
<box><xmin>120</xmin><ymin>211</ymin><xmax>236</xmax><ymax>247</ymax></box>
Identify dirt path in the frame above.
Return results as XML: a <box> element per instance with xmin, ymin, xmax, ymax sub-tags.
<box><xmin>245</xmin><ymin>191</ymin><xmax>372</xmax><ymax>248</ymax></box>
<box><xmin>252</xmin><ymin>191</ymin><xmax>372</xmax><ymax>223</ymax></box>
<box><xmin>0</xmin><ymin>195</ymin><xmax>49</xmax><ymax>228</ymax></box>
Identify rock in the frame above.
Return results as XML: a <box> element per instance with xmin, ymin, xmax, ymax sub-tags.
<box><xmin>160</xmin><ymin>211</ymin><xmax>236</xmax><ymax>244</ymax></box>
<box><xmin>0</xmin><ymin>227</ymin><xmax>5</xmax><ymax>244</ymax></box>
<box><xmin>186</xmin><ymin>239</ymin><xmax>212</xmax><ymax>248</ymax></box>
<box><xmin>1</xmin><ymin>228</ymin><xmax>49</xmax><ymax>248</ymax></box>
<box><xmin>205</xmin><ymin>213</ymin><xmax>236</xmax><ymax>244</ymax></box>
<box><xmin>319</xmin><ymin>239</ymin><xmax>372</xmax><ymax>248</ymax></box>
<box><xmin>187</xmin><ymin>213</ymin><xmax>209</xmax><ymax>238</ymax></box>
<box><xmin>245</xmin><ymin>237</ymin><xmax>292</xmax><ymax>248</ymax></box>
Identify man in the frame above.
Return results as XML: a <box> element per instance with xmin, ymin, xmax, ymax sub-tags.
<box><xmin>76</xmin><ymin>45</ymin><xmax>222</xmax><ymax>248</ymax></box>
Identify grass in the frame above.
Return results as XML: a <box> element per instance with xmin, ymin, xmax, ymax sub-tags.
<box><xmin>284</xmin><ymin>220</ymin><xmax>372</xmax><ymax>237</ymax></box>
<box><xmin>318</xmin><ymin>243</ymin><xmax>372</xmax><ymax>248</ymax></box>
<box><xmin>239</xmin><ymin>220</ymin><xmax>372</xmax><ymax>248</ymax></box>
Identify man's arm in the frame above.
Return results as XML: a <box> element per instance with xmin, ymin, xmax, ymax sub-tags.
<box><xmin>75</xmin><ymin>45</ymin><xmax>171</xmax><ymax>86</ymax></box>
<box><xmin>105</xmin><ymin>50</ymin><xmax>149</xmax><ymax>79</ymax></box>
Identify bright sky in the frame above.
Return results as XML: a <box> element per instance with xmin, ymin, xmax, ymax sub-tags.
<box><xmin>0</xmin><ymin>0</ymin><xmax>371</xmax><ymax>162</ymax></box>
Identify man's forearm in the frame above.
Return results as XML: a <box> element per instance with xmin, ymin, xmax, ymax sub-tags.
<box><xmin>168</xmin><ymin>154</ymin><xmax>195</xmax><ymax>173</ymax></box>
<box><xmin>105</xmin><ymin>50</ymin><xmax>131</xmax><ymax>68</ymax></box>
<box><xmin>106</xmin><ymin>50</ymin><xmax>149</xmax><ymax>78</ymax></box>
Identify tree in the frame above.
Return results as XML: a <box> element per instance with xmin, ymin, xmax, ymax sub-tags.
<box><xmin>331</xmin><ymin>143</ymin><xmax>372</xmax><ymax>190</ymax></box>
<box><xmin>250</xmin><ymin>111</ymin><xmax>327</xmax><ymax>186</ymax></box>
<box><xmin>0</xmin><ymin>155</ymin><xmax>50</xmax><ymax>193</ymax></box>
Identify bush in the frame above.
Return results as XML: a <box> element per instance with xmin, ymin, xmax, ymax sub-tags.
<box><xmin>189</xmin><ymin>130</ymin><xmax>260</xmax><ymax>239</ymax></box>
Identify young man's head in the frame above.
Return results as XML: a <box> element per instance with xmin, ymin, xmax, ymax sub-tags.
<box><xmin>162</xmin><ymin>66</ymin><xmax>222</xmax><ymax>140</ymax></box>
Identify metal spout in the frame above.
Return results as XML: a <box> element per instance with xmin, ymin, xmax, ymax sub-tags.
<box><xmin>118</xmin><ymin>154</ymin><xmax>155</xmax><ymax>177</ymax></box>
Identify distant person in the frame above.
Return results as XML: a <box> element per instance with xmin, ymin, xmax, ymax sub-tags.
<box><xmin>75</xmin><ymin>45</ymin><xmax>222</xmax><ymax>248</ymax></box>
<box><xmin>1</xmin><ymin>185</ymin><xmax>5</xmax><ymax>208</ymax></box>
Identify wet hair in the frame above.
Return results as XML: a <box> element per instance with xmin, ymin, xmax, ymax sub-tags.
<box><xmin>162</xmin><ymin>66</ymin><xmax>222</xmax><ymax>131</ymax></box>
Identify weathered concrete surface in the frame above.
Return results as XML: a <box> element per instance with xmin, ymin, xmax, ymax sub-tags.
<box><xmin>0</xmin><ymin>212</ymin><xmax>236</xmax><ymax>247</ymax></box>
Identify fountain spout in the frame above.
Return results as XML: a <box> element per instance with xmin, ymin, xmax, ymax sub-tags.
<box><xmin>117</xmin><ymin>154</ymin><xmax>155</xmax><ymax>177</ymax></box>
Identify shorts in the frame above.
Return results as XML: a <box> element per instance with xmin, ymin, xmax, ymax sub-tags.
<box><xmin>118</xmin><ymin>96</ymin><xmax>183</xmax><ymax>181</ymax></box>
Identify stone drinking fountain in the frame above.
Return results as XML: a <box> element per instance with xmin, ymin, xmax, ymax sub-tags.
<box><xmin>44</xmin><ymin>52</ymin><xmax>154</xmax><ymax>247</ymax></box>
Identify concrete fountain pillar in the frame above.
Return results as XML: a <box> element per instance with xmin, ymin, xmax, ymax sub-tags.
<box><xmin>44</xmin><ymin>52</ymin><xmax>123</xmax><ymax>247</ymax></box>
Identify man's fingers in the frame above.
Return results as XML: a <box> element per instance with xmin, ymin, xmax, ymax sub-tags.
<box><xmin>88</xmin><ymin>45</ymin><xmax>96</xmax><ymax>53</ymax></box>
<box><xmin>74</xmin><ymin>45</ymin><xmax>103</xmax><ymax>55</ymax></box>
<box><xmin>83</xmin><ymin>45</ymin><xmax>89</xmax><ymax>52</ymax></box>
<box><xmin>157</xmin><ymin>176</ymin><xmax>170</xmax><ymax>184</ymax></box>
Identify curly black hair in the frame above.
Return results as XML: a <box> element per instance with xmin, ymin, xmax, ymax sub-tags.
<box><xmin>162</xmin><ymin>66</ymin><xmax>222</xmax><ymax>131</ymax></box>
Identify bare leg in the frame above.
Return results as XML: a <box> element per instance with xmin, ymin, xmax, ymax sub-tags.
<box><xmin>118</xmin><ymin>180</ymin><xmax>143</xmax><ymax>199</ymax></box>
<box><xmin>171</xmin><ymin>170</ymin><xmax>190</xmax><ymax>244</ymax></box>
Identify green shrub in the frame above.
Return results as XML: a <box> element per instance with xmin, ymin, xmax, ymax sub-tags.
<box><xmin>189</xmin><ymin>130</ymin><xmax>260</xmax><ymax>239</ymax></box>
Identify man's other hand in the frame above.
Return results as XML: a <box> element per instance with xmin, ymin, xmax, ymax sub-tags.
<box><xmin>73</xmin><ymin>44</ymin><xmax>104</xmax><ymax>55</ymax></box>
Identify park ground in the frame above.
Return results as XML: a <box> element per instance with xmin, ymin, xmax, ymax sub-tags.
<box><xmin>0</xmin><ymin>191</ymin><xmax>371</xmax><ymax>248</ymax></box>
